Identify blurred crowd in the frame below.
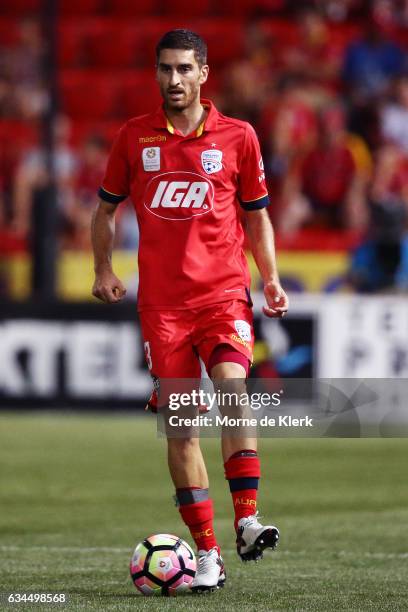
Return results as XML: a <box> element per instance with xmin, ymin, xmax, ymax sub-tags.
<box><xmin>0</xmin><ymin>0</ymin><xmax>408</xmax><ymax>292</ymax></box>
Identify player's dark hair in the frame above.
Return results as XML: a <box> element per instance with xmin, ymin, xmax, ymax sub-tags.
<box><xmin>156</xmin><ymin>29</ymin><xmax>207</xmax><ymax>67</ymax></box>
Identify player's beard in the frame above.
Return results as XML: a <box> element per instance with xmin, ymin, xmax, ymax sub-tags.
<box><xmin>162</xmin><ymin>82</ymin><xmax>200</xmax><ymax>113</ymax></box>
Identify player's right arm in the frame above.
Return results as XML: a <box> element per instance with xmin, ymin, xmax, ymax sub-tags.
<box><xmin>91</xmin><ymin>199</ymin><xmax>126</xmax><ymax>303</ymax></box>
<box><xmin>92</xmin><ymin>124</ymin><xmax>130</xmax><ymax>303</ymax></box>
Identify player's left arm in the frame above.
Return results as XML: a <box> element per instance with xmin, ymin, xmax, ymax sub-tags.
<box><xmin>239</xmin><ymin>122</ymin><xmax>288</xmax><ymax>318</ymax></box>
<box><xmin>245</xmin><ymin>208</ymin><xmax>289</xmax><ymax>318</ymax></box>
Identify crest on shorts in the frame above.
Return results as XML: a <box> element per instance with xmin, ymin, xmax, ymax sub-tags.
<box><xmin>201</xmin><ymin>149</ymin><xmax>223</xmax><ymax>174</ymax></box>
<box><xmin>234</xmin><ymin>320</ymin><xmax>251</xmax><ymax>342</ymax></box>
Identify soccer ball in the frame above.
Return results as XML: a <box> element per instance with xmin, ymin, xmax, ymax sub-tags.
<box><xmin>130</xmin><ymin>534</ymin><xmax>196</xmax><ymax>596</ymax></box>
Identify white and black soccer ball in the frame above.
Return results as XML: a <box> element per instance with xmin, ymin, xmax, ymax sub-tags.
<box><xmin>130</xmin><ymin>533</ymin><xmax>196</xmax><ymax>596</ymax></box>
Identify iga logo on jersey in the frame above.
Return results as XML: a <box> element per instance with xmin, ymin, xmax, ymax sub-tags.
<box><xmin>201</xmin><ymin>149</ymin><xmax>223</xmax><ymax>174</ymax></box>
<box><xmin>234</xmin><ymin>320</ymin><xmax>251</xmax><ymax>342</ymax></box>
<box><xmin>144</xmin><ymin>171</ymin><xmax>214</xmax><ymax>220</ymax></box>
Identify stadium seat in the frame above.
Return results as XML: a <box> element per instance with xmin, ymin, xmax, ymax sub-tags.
<box><xmin>161</xmin><ymin>0</ymin><xmax>212</xmax><ymax>17</ymax></box>
<box><xmin>85</xmin><ymin>20</ymin><xmax>140</xmax><ymax>68</ymax></box>
<box><xmin>256</xmin><ymin>19</ymin><xmax>299</xmax><ymax>49</ymax></box>
<box><xmin>69</xmin><ymin>119</ymin><xmax>123</xmax><ymax>146</ymax></box>
<box><xmin>215</xmin><ymin>0</ymin><xmax>284</xmax><ymax>17</ymax></box>
<box><xmin>327</xmin><ymin>23</ymin><xmax>362</xmax><ymax>52</ymax></box>
<box><xmin>59</xmin><ymin>0</ymin><xmax>104</xmax><ymax>16</ymax></box>
<box><xmin>131</xmin><ymin>19</ymin><xmax>180</xmax><ymax>66</ymax></box>
<box><xmin>58</xmin><ymin>21</ymin><xmax>88</xmax><ymax>68</ymax></box>
<box><xmin>135</xmin><ymin>19</ymin><xmax>244</xmax><ymax>67</ymax></box>
<box><xmin>191</xmin><ymin>20</ymin><xmax>245</xmax><ymax>65</ymax></box>
<box><xmin>0</xmin><ymin>0</ymin><xmax>40</xmax><ymax>16</ymax></box>
<box><xmin>0</xmin><ymin>120</ymin><xmax>40</xmax><ymax>149</ymax></box>
<box><xmin>0</xmin><ymin>229</ymin><xmax>27</xmax><ymax>253</ymax></box>
<box><xmin>393</xmin><ymin>27</ymin><xmax>408</xmax><ymax>48</ymax></box>
<box><xmin>0</xmin><ymin>18</ymin><xmax>19</xmax><ymax>46</ymax></box>
<box><xmin>119</xmin><ymin>70</ymin><xmax>162</xmax><ymax>118</ymax></box>
<box><xmin>107</xmin><ymin>0</ymin><xmax>159</xmax><ymax>16</ymax></box>
<box><xmin>60</xmin><ymin>70</ymin><xmax>120</xmax><ymax>120</ymax></box>
<box><xmin>201</xmin><ymin>69</ymin><xmax>222</xmax><ymax>98</ymax></box>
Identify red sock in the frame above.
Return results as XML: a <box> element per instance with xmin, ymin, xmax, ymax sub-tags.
<box><xmin>224</xmin><ymin>450</ymin><xmax>260</xmax><ymax>531</ymax></box>
<box><xmin>178</xmin><ymin>497</ymin><xmax>219</xmax><ymax>552</ymax></box>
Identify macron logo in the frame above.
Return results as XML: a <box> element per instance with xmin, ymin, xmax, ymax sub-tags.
<box><xmin>144</xmin><ymin>171</ymin><xmax>214</xmax><ymax>221</ymax></box>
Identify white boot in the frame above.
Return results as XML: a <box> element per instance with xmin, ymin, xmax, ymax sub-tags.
<box><xmin>236</xmin><ymin>512</ymin><xmax>279</xmax><ymax>561</ymax></box>
<box><xmin>191</xmin><ymin>547</ymin><xmax>226</xmax><ymax>593</ymax></box>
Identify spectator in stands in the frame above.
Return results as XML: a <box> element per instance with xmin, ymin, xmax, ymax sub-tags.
<box><xmin>349</xmin><ymin>142</ymin><xmax>408</xmax><ymax>291</ymax></box>
<box><xmin>313</xmin><ymin>0</ymin><xmax>366</xmax><ymax>22</ymax></box>
<box><xmin>282</xmin><ymin>8</ymin><xmax>343</xmax><ymax>87</ymax></box>
<box><xmin>63</xmin><ymin>134</ymin><xmax>139</xmax><ymax>251</ymax></box>
<box><xmin>0</xmin><ymin>17</ymin><xmax>47</xmax><ymax>119</ymax></box>
<box><xmin>220</xmin><ymin>57</ymin><xmax>269</xmax><ymax>124</ymax></box>
<box><xmin>62</xmin><ymin>135</ymin><xmax>108</xmax><ymax>249</ymax></box>
<box><xmin>342</xmin><ymin>16</ymin><xmax>406</xmax><ymax>101</ymax></box>
<box><xmin>258</xmin><ymin>75</ymin><xmax>318</xmax><ymax>230</ymax></box>
<box><xmin>280</xmin><ymin>103</ymin><xmax>371</xmax><ymax>232</ymax></box>
<box><xmin>0</xmin><ymin>76</ymin><xmax>16</xmax><ymax>118</ymax></box>
<box><xmin>0</xmin><ymin>173</ymin><xmax>5</xmax><ymax>229</ymax></box>
<box><xmin>220</xmin><ymin>21</ymin><xmax>279</xmax><ymax>123</ymax></box>
<box><xmin>12</xmin><ymin>115</ymin><xmax>77</xmax><ymax>237</ymax></box>
<box><xmin>343</xmin><ymin>10</ymin><xmax>406</xmax><ymax>150</ymax></box>
<box><xmin>287</xmin><ymin>0</ymin><xmax>367</xmax><ymax>22</ymax></box>
<box><xmin>381</xmin><ymin>74</ymin><xmax>408</xmax><ymax>154</ymax></box>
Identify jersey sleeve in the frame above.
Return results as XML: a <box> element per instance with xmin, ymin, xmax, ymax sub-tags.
<box><xmin>238</xmin><ymin>123</ymin><xmax>269</xmax><ymax>211</ymax></box>
<box><xmin>98</xmin><ymin>124</ymin><xmax>130</xmax><ymax>204</ymax></box>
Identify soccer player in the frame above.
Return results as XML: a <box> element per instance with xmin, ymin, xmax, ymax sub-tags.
<box><xmin>91</xmin><ymin>29</ymin><xmax>289</xmax><ymax>593</ymax></box>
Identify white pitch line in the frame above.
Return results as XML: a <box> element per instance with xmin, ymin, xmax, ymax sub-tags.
<box><xmin>0</xmin><ymin>546</ymin><xmax>407</xmax><ymax>559</ymax></box>
<box><xmin>0</xmin><ymin>546</ymin><xmax>130</xmax><ymax>553</ymax></box>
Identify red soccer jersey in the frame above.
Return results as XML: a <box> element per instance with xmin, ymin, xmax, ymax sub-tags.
<box><xmin>99</xmin><ymin>99</ymin><xmax>269</xmax><ymax>311</ymax></box>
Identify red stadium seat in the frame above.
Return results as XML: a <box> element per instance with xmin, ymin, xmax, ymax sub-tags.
<box><xmin>135</xmin><ymin>18</ymin><xmax>180</xmax><ymax>64</ymax></box>
<box><xmin>60</xmin><ymin>70</ymin><xmax>120</xmax><ymax>120</ymax></box>
<box><xmin>215</xmin><ymin>0</ymin><xmax>285</xmax><ymax>17</ymax></box>
<box><xmin>69</xmin><ymin>120</ymin><xmax>123</xmax><ymax>146</ymax></box>
<box><xmin>59</xmin><ymin>0</ymin><xmax>104</xmax><ymax>16</ymax></box>
<box><xmin>0</xmin><ymin>120</ymin><xmax>40</xmax><ymax>148</ymax></box>
<box><xmin>107</xmin><ymin>0</ymin><xmax>159</xmax><ymax>16</ymax></box>
<box><xmin>0</xmin><ymin>18</ymin><xmax>19</xmax><ymax>46</ymax></box>
<box><xmin>58</xmin><ymin>21</ymin><xmax>89</xmax><ymax>68</ymax></box>
<box><xmin>135</xmin><ymin>19</ymin><xmax>245</xmax><ymax>67</ymax></box>
<box><xmin>85</xmin><ymin>20</ymin><xmax>140</xmax><ymax>68</ymax></box>
<box><xmin>119</xmin><ymin>70</ymin><xmax>162</xmax><ymax>119</ymax></box>
<box><xmin>256</xmin><ymin>19</ymin><xmax>299</xmax><ymax>49</ymax></box>
<box><xmin>393</xmin><ymin>27</ymin><xmax>408</xmax><ymax>49</ymax></box>
<box><xmin>192</xmin><ymin>20</ymin><xmax>245</xmax><ymax>65</ymax></box>
<box><xmin>0</xmin><ymin>229</ymin><xmax>27</xmax><ymax>254</ymax></box>
<box><xmin>201</xmin><ymin>69</ymin><xmax>222</xmax><ymax>99</ymax></box>
<box><xmin>0</xmin><ymin>0</ymin><xmax>40</xmax><ymax>16</ymax></box>
<box><xmin>327</xmin><ymin>23</ymin><xmax>362</xmax><ymax>51</ymax></box>
<box><xmin>161</xmin><ymin>0</ymin><xmax>212</xmax><ymax>17</ymax></box>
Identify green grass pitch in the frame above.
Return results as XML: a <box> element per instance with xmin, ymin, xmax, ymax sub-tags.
<box><xmin>0</xmin><ymin>414</ymin><xmax>407</xmax><ymax>611</ymax></box>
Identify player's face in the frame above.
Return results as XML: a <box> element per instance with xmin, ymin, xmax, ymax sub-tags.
<box><xmin>156</xmin><ymin>48</ymin><xmax>209</xmax><ymax>111</ymax></box>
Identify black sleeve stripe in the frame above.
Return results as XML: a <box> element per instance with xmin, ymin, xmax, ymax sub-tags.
<box><xmin>240</xmin><ymin>194</ymin><xmax>270</xmax><ymax>211</ymax></box>
<box><xmin>98</xmin><ymin>186</ymin><xmax>127</xmax><ymax>204</ymax></box>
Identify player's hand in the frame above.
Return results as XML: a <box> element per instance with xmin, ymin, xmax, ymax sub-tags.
<box><xmin>263</xmin><ymin>279</ymin><xmax>289</xmax><ymax>318</ymax></box>
<box><xmin>92</xmin><ymin>271</ymin><xmax>127</xmax><ymax>304</ymax></box>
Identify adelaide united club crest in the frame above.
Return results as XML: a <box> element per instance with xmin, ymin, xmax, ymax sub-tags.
<box><xmin>201</xmin><ymin>149</ymin><xmax>223</xmax><ymax>175</ymax></box>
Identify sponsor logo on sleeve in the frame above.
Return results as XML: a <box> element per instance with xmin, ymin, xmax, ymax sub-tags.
<box><xmin>258</xmin><ymin>157</ymin><xmax>265</xmax><ymax>182</ymax></box>
<box><xmin>201</xmin><ymin>149</ymin><xmax>223</xmax><ymax>174</ymax></box>
<box><xmin>142</xmin><ymin>147</ymin><xmax>160</xmax><ymax>171</ymax></box>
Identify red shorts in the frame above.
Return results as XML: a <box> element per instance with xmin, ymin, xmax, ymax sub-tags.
<box><xmin>139</xmin><ymin>300</ymin><xmax>254</xmax><ymax>378</ymax></box>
